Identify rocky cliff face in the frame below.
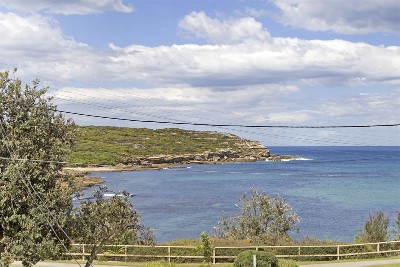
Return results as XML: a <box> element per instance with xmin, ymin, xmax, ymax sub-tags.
<box><xmin>118</xmin><ymin>135</ymin><xmax>271</xmax><ymax>166</ymax></box>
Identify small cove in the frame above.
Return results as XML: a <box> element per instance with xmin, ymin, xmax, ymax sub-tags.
<box><xmin>85</xmin><ymin>146</ymin><xmax>400</xmax><ymax>243</ymax></box>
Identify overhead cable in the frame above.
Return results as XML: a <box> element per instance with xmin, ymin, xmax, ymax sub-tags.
<box><xmin>57</xmin><ymin>109</ymin><xmax>400</xmax><ymax>129</ymax></box>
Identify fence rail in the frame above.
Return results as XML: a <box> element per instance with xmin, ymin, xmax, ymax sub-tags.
<box><xmin>65</xmin><ymin>241</ymin><xmax>400</xmax><ymax>264</ymax></box>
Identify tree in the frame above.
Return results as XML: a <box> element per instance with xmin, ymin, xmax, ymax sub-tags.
<box><xmin>356</xmin><ymin>211</ymin><xmax>389</xmax><ymax>242</ymax></box>
<box><xmin>198</xmin><ymin>232</ymin><xmax>213</xmax><ymax>263</ymax></box>
<box><xmin>395</xmin><ymin>211</ymin><xmax>400</xmax><ymax>241</ymax></box>
<box><xmin>214</xmin><ymin>188</ymin><xmax>300</xmax><ymax>245</ymax></box>
<box><xmin>71</xmin><ymin>187</ymin><xmax>154</xmax><ymax>267</ymax></box>
<box><xmin>0</xmin><ymin>70</ymin><xmax>75</xmax><ymax>266</ymax></box>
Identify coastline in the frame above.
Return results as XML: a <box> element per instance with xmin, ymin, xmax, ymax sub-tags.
<box><xmin>64</xmin><ymin>154</ymin><xmax>299</xmax><ymax>173</ymax></box>
<box><xmin>63</xmin><ymin>154</ymin><xmax>299</xmax><ymax>188</ymax></box>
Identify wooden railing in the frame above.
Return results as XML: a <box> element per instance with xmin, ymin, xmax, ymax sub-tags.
<box><xmin>65</xmin><ymin>241</ymin><xmax>400</xmax><ymax>263</ymax></box>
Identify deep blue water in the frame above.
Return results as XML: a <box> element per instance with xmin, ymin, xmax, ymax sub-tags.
<box><xmin>86</xmin><ymin>146</ymin><xmax>400</xmax><ymax>243</ymax></box>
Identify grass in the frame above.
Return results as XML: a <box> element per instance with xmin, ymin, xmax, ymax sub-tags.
<box><xmin>368</xmin><ymin>264</ymin><xmax>400</xmax><ymax>267</ymax></box>
<box><xmin>10</xmin><ymin>256</ymin><xmax>400</xmax><ymax>267</ymax></box>
<box><xmin>67</xmin><ymin>126</ymin><xmax>264</xmax><ymax>165</ymax></box>
<box><xmin>37</xmin><ymin>261</ymin><xmax>233</xmax><ymax>267</ymax></box>
<box><xmin>299</xmin><ymin>255</ymin><xmax>400</xmax><ymax>265</ymax></box>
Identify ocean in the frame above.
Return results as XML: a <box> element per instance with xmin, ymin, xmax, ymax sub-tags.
<box><xmin>86</xmin><ymin>146</ymin><xmax>400</xmax><ymax>243</ymax></box>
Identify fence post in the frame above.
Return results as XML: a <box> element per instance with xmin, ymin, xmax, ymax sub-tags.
<box><xmin>298</xmin><ymin>246</ymin><xmax>301</xmax><ymax>256</ymax></box>
<box><xmin>377</xmin><ymin>243</ymin><xmax>380</xmax><ymax>253</ymax></box>
<box><xmin>125</xmin><ymin>245</ymin><xmax>128</xmax><ymax>262</ymax></box>
<box><xmin>82</xmin><ymin>244</ymin><xmax>85</xmax><ymax>261</ymax></box>
<box><xmin>213</xmin><ymin>248</ymin><xmax>216</xmax><ymax>264</ymax></box>
<box><xmin>336</xmin><ymin>245</ymin><xmax>340</xmax><ymax>260</ymax></box>
<box><xmin>168</xmin><ymin>246</ymin><xmax>171</xmax><ymax>263</ymax></box>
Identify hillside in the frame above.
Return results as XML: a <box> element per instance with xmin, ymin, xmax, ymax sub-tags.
<box><xmin>66</xmin><ymin>126</ymin><xmax>274</xmax><ymax>166</ymax></box>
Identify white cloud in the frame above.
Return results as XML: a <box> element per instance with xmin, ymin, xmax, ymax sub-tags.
<box><xmin>179</xmin><ymin>11</ymin><xmax>271</xmax><ymax>44</ymax></box>
<box><xmin>1</xmin><ymin>10</ymin><xmax>399</xmax><ymax>137</ymax></box>
<box><xmin>109</xmin><ymin>38</ymin><xmax>400</xmax><ymax>88</ymax></box>
<box><xmin>0</xmin><ymin>12</ymin><xmax>112</xmax><ymax>82</ymax></box>
<box><xmin>1</xmin><ymin>11</ymin><xmax>399</xmax><ymax>90</ymax></box>
<box><xmin>0</xmin><ymin>0</ymin><xmax>133</xmax><ymax>15</ymax></box>
<box><xmin>321</xmin><ymin>92</ymin><xmax>400</xmax><ymax>122</ymax></box>
<box><xmin>259</xmin><ymin>111</ymin><xmax>312</xmax><ymax>123</ymax></box>
<box><xmin>271</xmin><ymin>0</ymin><xmax>400</xmax><ymax>34</ymax></box>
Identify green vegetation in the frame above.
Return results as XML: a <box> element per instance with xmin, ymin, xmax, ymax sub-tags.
<box><xmin>67</xmin><ymin>126</ymin><xmax>262</xmax><ymax>165</ymax></box>
<box><xmin>233</xmin><ymin>250</ymin><xmax>278</xmax><ymax>267</ymax></box>
<box><xmin>397</xmin><ymin>213</ymin><xmax>400</xmax><ymax>241</ymax></box>
<box><xmin>278</xmin><ymin>259</ymin><xmax>298</xmax><ymax>267</ymax></box>
<box><xmin>199</xmin><ymin>232</ymin><xmax>213</xmax><ymax>263</ymax></box>
<box><xmin>214</xmin><ymin>188</ymin><xmax>300</xmax><ymax>245</ymax></box>
<box><xmin>355</xmin><ymin>211</ymin><xmax>400</xmax><ymax>243</ymax></box>
<box><xmin>368</xmin><ymin>264</ymin><xmax>400</xmax><ymax>267</ymax></box>
<box><xmin>356</xmin><ymin>211</ymin><xmax>389</xmax><ymax>243</ymax></box>
<box><xmin>0</xmin><ymin>70</ymin><xmax>75</xmax><ymax>267</ymax></box>
<box><xmin>71</xmin><ymin>187</ymin><xmax>154</xmax><ymax>267</ymax></box>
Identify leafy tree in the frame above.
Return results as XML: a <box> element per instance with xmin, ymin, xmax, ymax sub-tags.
<box><xmin>355</xmin><ymin>211</ymin><xmax>389</xmax><ymax>242</ymax></box>
<box><xmin>198</xmin><ymin>232</ymin><xmax>213</xmax><ymax>263</ymax></box>
<box><xmin>71</xmin><ymin>186</ymin><xmax>154</xmax><ymax>267</ymax></box>
<box><xmin>0</xmin><ymin>70</ymin><xmax>75</xmax><ymax>266</ymax></box>
<box><xmin>214</xmin><ymin>188</ymin><xmax>300</xmax><ymax>245</ymax></box>
<box><xmin>396</xmin><ymin>211</ymin><xmax>400</xmax><ymax>241</ymax></box>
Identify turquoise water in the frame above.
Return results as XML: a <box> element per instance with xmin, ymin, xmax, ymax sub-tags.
<box><xmin>87</xmin><ymin>146</ymin><xmax>400</xmax><ymax>243</ymax></box>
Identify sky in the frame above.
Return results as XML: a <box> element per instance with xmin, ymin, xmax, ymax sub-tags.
<box><xmin>0</xmin><ymin>0</ymin><xmax>399</xmax><ymax>146</ymax></box>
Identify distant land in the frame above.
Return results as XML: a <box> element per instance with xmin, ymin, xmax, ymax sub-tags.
<box><xmin>66</xmin><ymin>126</ymin><xmax>294</xmax><ymax>169</ymax></box>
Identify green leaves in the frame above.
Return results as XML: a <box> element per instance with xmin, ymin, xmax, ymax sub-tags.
<box><xmin>355</xmin><ymin>211</ymin><xmax>390</xmax><ymax>243</ymax></box>
<box><xmin>71</xmin><ymin>186</ymin><xmax>151</xmax><ymax>267</ymax></box>
<box><xmin>0</xmin><ymin>70</ymin><xmax>75</xmax><ymax>267</ymax></box>
<box><xmin>214</xmin><ymin>188</ymin><xmax>300</xmax><ymax>245</ymax></box>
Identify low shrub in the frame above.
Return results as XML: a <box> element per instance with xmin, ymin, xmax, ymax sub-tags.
<box><xmin>234</xmin><ymin>250</ymin><xmax>278</xmax><ymax>267</ymax></box>
<box><xmin>145</xmin><ymin>261</ymin><xmax>176</xmax><ymax>267</ymax></box>
<box><xmin>278</xmin><ymin>259</ymin><xmax>298</xmax><ymax>267</ymax></box>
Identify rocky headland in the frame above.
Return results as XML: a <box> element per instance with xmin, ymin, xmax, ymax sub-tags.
<box><xmin>65</xmin><ymin>126</ymin><xmax>297</xmax><ymax>186</ymax></box>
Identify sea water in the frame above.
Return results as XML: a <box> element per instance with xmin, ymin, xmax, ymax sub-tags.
<box><xmin>86</xmin><ymin>146</ymin><xmax>400</xmax><ymax>243</ymax></box>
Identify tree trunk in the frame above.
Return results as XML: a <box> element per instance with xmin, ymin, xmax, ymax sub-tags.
<box><xmin>84</xmin><ymin>238</ymin><xmax>110</xmax><ymax>267</ymax></box>
<box><xmin>84</xmin><ymin>246</ymin><xmax>97</xmax><ymax>267</ymax></box>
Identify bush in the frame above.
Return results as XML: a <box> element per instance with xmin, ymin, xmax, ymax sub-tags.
<box><xmin>234</xmin><ymin>250</ymin><xmax>278</xmax><ymax>267</ymax></box>
<box><xmin>278</xmin><ymin>259</ymin><xmax>298</xmax><ymax>267</ymax></box>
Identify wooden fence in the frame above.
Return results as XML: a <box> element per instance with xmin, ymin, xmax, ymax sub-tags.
<box><xmin>65</xmin><ymin>241</ymin><xmax>400</xmax><ymax>264</ymax></box>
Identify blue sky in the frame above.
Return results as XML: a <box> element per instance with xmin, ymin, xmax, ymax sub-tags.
<box><xmin>0</xmin><ymin>0</ymin><xmax>399</xmax><ymax>146</ymax></box>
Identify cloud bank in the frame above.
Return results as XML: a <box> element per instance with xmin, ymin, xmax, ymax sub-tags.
<box><xmin>271</xmin><ymin>0</ymin><xmax>400</xmax><ymax>34</ymax></box>
<box><xmin>0</xmin><ymin>7</ymin><xmax>398</xmax><ymax>145</ymax></box>
<box><xmin>1</xmin><ymin>11</ymin><xmax>398</xmax><ymax>89</ymax></box>
<box><xmin>0</xmin><ymin>0</ymin><xmax>133</xmax><ymax>15</ymax></box>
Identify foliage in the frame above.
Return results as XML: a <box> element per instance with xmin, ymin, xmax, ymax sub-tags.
<box><xmin>67</xmin><ymin>126</ymin><xmax>259</xmax><ymax>165</ymax></box>
<box><xmin>396</xmin><ymin>212</ymin><xmax>400</xmax><ymax>241</ymax></box>
<box><xmin>145</xmin><ymin>261</ymin><xmax>177</xmax><ymax>267</ymax></box>
<box><xmin>0</xmin><ymin>70</ymin><xmax>75</xmax><ymax>267</ymax></box>
<box><xmin>233</xmin><ymin>250</ymin><xmax>278</xmax><ymax>267</ymax></box>
<box><xmin>198</xmin><ymin>232</ymin><xmax>213</xmax><ymax>263</ymax></box>
<box><xmin>214</xmin><ymin>188</ymin><xmax>300</xmax><ymax>245</ymax></box>
<box><xmin>278</xmin><ymin>259</ymin><xmax>298</xmax><ymax>267</ymax></box>
<box><xmin>71</xmin><ymin>186</ymin><xmax>154</xmax><ymax>267</ymax></box>
<box><xmin>355</xmin><ymin>211</ymin><xmax>389</xmax><ymax>243</ymax></box>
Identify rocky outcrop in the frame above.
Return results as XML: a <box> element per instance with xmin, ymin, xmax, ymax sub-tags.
<box><xmin>118</xmin><ymin>138</ymin><xmax>276</xmax><ymax>166</ymax></box>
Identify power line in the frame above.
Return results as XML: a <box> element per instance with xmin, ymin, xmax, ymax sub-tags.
<box><xmin>57</xmin><ymin>109</ymin><xmax>400</xmax><ymax>129</ymax></box>
<box><xmin>3</xmin><ymin>66</ymin><xmax>400</xmax><ymax>146</ymax></box>
<box><xmin>4</xmin><ymin>67</ymin><xmax>399</xmax><ymax>145</ymax></box>
<box><xmin>50</xmin><ymin>88</ymin><xmax>399</xmax><ymax>146</ymax></box>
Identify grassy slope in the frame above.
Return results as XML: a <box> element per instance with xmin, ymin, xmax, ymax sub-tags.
<box><xmin>67</xmin><ymin>126</ymin><xmax>257</xmax><ymax>165</ymax></box>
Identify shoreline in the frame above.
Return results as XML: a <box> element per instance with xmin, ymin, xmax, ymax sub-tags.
<box><xmin>64</xmin><ymin>154</ymin><xmax>299</xmax><ymax>173</ymax></box>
